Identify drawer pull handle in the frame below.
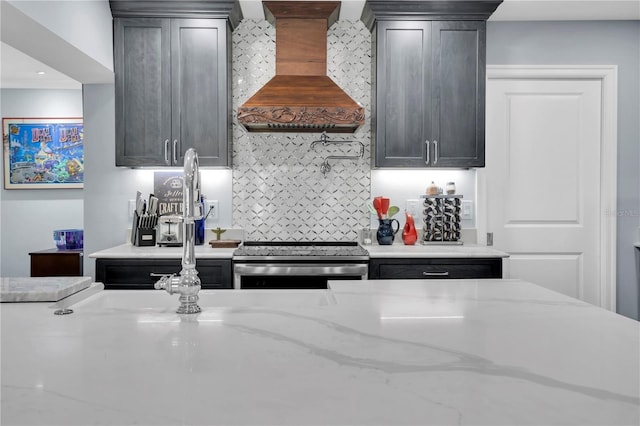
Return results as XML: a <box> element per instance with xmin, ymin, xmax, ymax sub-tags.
<box><xmin>423</xmin><ymin>271</ymin><xmax>449</xmax><ymax>276</ymax></box>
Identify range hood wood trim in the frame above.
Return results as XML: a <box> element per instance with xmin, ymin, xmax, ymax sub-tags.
<box><xmin>237</xmin><ymin>76</ymin><xmax>365</xmax><ymax>133</ymax></box>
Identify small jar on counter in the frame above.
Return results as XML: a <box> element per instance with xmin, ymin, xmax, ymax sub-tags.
<box><xmin>360</xmin><ymin>227</ymin><xmax>373</xmax><ymax>245</ymax></box>
<box><xmin>445</xmin><ymin>182</ymin><xmax>456</xmax><ymax>195</ymax></box>
<box><xmin>426</xmin><ymin>181</ymin><xmax>438</xmax><ymax>196</ymax></box>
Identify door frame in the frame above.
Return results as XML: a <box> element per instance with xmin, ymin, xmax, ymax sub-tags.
<box><xmin>478</xmin><ymin>65</ymin><xmax>618</xmax><ymax>311</ymax></box>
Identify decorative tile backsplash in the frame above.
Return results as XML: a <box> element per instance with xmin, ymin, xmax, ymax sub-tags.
<box><xmin>231</xmin><ymin>19</ymin><xmax>371</xmax><ymax>241</ymax></box>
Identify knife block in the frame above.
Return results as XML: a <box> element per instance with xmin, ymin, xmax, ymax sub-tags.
<box><xmin>135</xmin><ymin>227</ymin><xmax>156</xmax><ymax>246</ymax></box>
<box><xmin>131</xmin><ymin>211</ymin><xmax>157</xmax><ymax>246</ymax></box>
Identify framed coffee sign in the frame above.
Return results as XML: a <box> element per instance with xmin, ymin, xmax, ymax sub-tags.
<box><xmin>154</xmin><ymin>171</ymin><xmax>184</xmax><ymax>216</ymax></box>
<box><xmin>2</xmin><ymin>117</ymin><xmax>84</xmax><ymax>189</ymax></box>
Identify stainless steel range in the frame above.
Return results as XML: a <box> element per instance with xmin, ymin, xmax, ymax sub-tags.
<box><xmin>232</xmin><ymin>241</ymin><xmax>369</xmax><ymax>289</ymax></box>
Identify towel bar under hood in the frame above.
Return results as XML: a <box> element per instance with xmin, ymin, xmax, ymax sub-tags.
<box><xmin>237</xmin><ymin>1</ymin><xmax>365</xmax><ymax>133</ymax></box>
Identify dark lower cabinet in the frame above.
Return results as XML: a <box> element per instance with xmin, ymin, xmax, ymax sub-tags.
<box><xmin>29</xmin><ymin>249</ymin><xmax>83</xmax><ymax>277</ymax></box>
<box><xmin>369</xmin><ymin>258</ymin><xmax>502</xmax><ymax>280</ymax></box>
<box><xmin>95</xmin><ymin>258</ymin><xmax>232</xmax><ymax>289</ymax></box>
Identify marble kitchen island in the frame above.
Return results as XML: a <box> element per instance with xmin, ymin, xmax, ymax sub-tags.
<box><xmin>1</xmin><ymin>279</ymin><xmax>638</xmax><ymax>425</ymax></box>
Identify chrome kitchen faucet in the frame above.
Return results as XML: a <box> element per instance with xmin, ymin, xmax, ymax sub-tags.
<box><xmin>153</xmin><ymin>148</ymin><xmax>203</xmax><ymax>314</ymax></box>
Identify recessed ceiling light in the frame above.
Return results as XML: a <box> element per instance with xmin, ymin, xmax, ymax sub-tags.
<box><xmin>36</xmin><ymin>71</ymin><xmax>46</xmax><ymax>75</ymax></box>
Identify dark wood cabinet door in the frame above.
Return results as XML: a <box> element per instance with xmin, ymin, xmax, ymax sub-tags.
<box><xmin>372</xmin><ymin>20</ymin><xmax>486</xmax><ymax>168</ymax></box>
<box><xmin>374</xmin><ymin>21</ymin><xmax>431</xmax><ymax>167</ymax></box>
<box><xmin>115</xmin><ymin>18</ymin><xmax>171</xmax><ymax>167</ymax></box>
<box><xmin>171</xmin><ymin>19</ymin><xmax>230</xmax><ymax>167</ymax></box>
<box><xmin>95</xmin><ymin>258</ymin><xmax>232</xmax><ymax>289</ymax></box>
<box><xmin>114</xmin><ymin>18</ymin><xmax>231</xmax><ymax>167</ymax></box>
<box><xmin>369</xmin><ymin>258</ymin><xmax>502</xmax><ymax>279</ymax></box>
<box><xmin>431</xmin><ymin>21</ymin><xmax>485</xmax><ymax>167</ymax></box>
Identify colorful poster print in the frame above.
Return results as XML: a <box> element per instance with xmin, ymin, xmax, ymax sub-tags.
<box><xmin>3</xmin><ymin>118</ymin><xmax>84</xmax><ymax>189</ymax></box>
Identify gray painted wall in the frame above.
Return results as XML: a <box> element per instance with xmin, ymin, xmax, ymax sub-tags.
<box><xmin>487</xmin><ymin>20</ymin><xmax>640</xmax><ymax>320</ymax></box>
<box><xmin>0</xmin><ymin>89</ymin><xmax>83</xmax><ymax>277</ymax></box>
<box><xmin>83</xmin><ymin>84</ymin><xmax>120</xmax><ymax>280</ymax></box>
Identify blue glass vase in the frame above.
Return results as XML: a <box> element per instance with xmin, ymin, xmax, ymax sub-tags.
<box><xmin>195</xmin><ymin>197</ymin><xmax>205</xmax><ymax>245</ymax></box>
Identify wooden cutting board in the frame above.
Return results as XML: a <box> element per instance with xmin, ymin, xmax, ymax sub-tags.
<box><xmin>209</xmin><ymin>240</ymin><xmax>241</xmax><ymax>248</ymax></box>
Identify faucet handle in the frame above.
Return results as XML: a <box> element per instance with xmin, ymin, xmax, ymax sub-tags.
<box><xmin>151</xmin><ymin>273</ymin><xmax>176</xmax><ymax>290</ymax></box>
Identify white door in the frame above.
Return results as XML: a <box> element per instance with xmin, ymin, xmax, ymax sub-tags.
<box><xmin>479</xmin><ymin>67</ymin><xmax>617</xmax><ymax>309</ymax></box>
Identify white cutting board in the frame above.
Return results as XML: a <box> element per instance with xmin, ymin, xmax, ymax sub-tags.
<box><xmin>0</xmin><ymin>277</ymin><xmax>92</xmax><ymax>302</ymax></box>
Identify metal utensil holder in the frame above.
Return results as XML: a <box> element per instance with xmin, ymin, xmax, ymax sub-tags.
<box><xmin>421</xmin><ymin>195</ymin><xmax>463</xmax><ymax>244</ymax></box>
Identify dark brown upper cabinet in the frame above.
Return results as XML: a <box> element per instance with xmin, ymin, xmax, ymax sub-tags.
<box><xmin>362</xmin><ymin>0</ymin><xmax>502</xmax><ymax>168</ymax></box>
<box><xmin>111</xmin><ymin>1</ymin><xmax>241</xmax><ymax>167</ymax></box>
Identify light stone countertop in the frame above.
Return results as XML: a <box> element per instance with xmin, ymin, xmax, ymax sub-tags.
<box><xmin>88</xmin><ymin>243</ymin><xmax>235</xmax><ymax>259</ymax></box>
<box><xmin>0</xmin><ymin>276</ymin><xmax>92</xmax><ymax>302</ymax></box>
<box><xmin>1</xmin><ymin>279</ymin><xmax>638</xmax><ymax>425</ymax></box>
<box><xmin>366</xmin><ymin>243</ymin><xmax>508</xmax><ymax>258</ymax></box>
<box><xmin>90</xmin><ymin>243</ymin><xmax>507</xmax><ymax>259</ymax></box>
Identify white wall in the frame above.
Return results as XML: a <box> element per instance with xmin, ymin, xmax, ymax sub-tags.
<box><xmin>0</xmin><ymin>89</ymin><xmax>83</xmax><ymax>276</ymax></box>
<box><xmin>7</xmin><ymin>0</ymin><xmax>113</xmax><ymax>71</ymax></box>
<box><xmin>2</xmin><ymin>1</ymin><xmax>113</xmax><ymax>84</ymax></box>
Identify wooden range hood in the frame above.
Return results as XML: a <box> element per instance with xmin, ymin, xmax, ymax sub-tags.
<box><xmin>237</xmin><ymin>1</ymin><xmax>365</xmax><ymax>133</ymax></box>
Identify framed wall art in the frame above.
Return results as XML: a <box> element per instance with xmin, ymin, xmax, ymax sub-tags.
<box><xmin>2</xmin><ymin>118</ymin><xmax>84</xmax><ymax>189</ymax></box>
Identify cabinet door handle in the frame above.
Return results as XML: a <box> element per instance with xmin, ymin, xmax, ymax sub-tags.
<box><xmin>425</xmin><ymin>140</ymin><xmax>430</xmax><ymax>165</ymax></box>
<box><xmin>164</xmin><ymin>139</ymin><xmax>170</xmax><ymax>165</ymax></box>
<box><xmin>433</xmin><ymin>140</ymin><xmax>439</xmax><ymax>165</ymax></box>
<box><xmin>172</xmin><ymin>139</ymin><xmax>178</xmax><ymax>165</ymax></box>
<box><xmin>423</xmin><ymin>271</ymin><xmax>449</xmax><ymax>276</ymax></box>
